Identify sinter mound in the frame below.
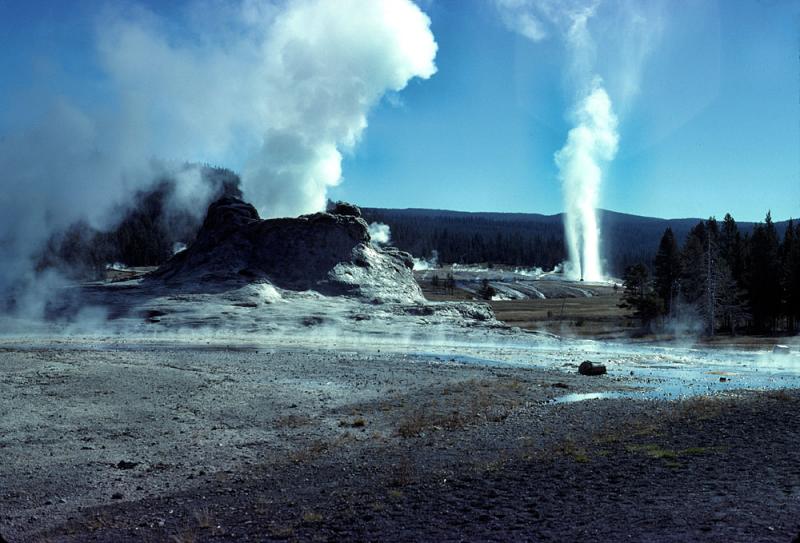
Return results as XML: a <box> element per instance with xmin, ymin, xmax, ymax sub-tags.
<box><xmin>151</xmin><ymin>197</ymin><xmax>423</xmax><ymax>303</ymax></box>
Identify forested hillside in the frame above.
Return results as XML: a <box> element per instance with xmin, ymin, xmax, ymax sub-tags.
<box><xmin>37</xmin><ymin>165</ymin><xmax>241</xmax><ymax>279</ymax></box>
<box><xmin>621</xmin><ymin>213</ymin><xmax>800</xmax><ymax>335</ymax></box>
<box><xmin>361</xmin><ymin>207</ymin><xmax>791</xmax><ymax>277</ymax></box>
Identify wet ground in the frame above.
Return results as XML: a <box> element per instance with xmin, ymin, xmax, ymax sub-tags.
<box><xmin>1</xmin><ymin>334</ymin><xmax>799</xmax><ymax>541</ymax></box>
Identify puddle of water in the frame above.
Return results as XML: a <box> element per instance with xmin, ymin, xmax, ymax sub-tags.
<box><xmin>551</xmin><ymin>391</ymin><xmax>627</xmax><ymax>403</ymax></box>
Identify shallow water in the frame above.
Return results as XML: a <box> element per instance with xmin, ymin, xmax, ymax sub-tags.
<box><xmin>418</xmin><ymin>339</ymin><xmax>800</xmax><ymax>402</ymax></box>
<box><xmin>3</xmin><ymin>329</ymin><xmax>798</xmax><ymax>402</ymax></box>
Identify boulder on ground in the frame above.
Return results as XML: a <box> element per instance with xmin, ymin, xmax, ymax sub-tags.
<box><xmin>773</xmin><ymin>345</ymin><xmax>791</xmax><ymax>355</ymax></box>
<box><xmin>578</xmin><ymin>361</ymin><xmax>607</xmax><ymax>376</ymax></box>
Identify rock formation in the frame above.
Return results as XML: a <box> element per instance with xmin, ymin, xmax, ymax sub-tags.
<box><xmin>151</xmin><ymin>197</ymin><xmax>423</xmax><ymax>302</ymax></box>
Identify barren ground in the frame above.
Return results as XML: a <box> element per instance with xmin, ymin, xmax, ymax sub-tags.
<box><xmin>1</xmin><ymin>340</ymin><xmax>799</xmax><ymax>542</ymax></box>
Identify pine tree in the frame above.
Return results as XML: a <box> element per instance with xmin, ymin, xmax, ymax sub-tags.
<box><xmin>747</xmin><ymin>212</ymin><xmax>782</xmax><ymax>332</ymax></box>
<box><xmin>782</xmin><ymin>220</ymin><xmax>800</xmax><ymax>332</ymax></box>
<box><xmin>719</xmin><ymin>213</ymin><xmax>745</xmax><ymax>284</ymax></box>
<box><xmin>619</xmin><ymin>264</ymin><xmax>661</xmax><ymax>329</ymax></box>
<box><xmin>679</xmin><ymin>222</ymin><xmax>707</xmax><ymax>306</ymax></box>
<box><xmin>678</xmin><ymin>219</ymin><xmax>739</xmax><ymax>335</ymax></box>
<box><xmin>654</xmin><ymin>228</ymin><xmax>681</xmax><ymax>316</ymax></box>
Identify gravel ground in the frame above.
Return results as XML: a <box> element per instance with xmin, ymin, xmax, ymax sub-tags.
<box><xmin>1</xmin><ymin>343</ymin><xmax>799</xmax><ymax>542</ymax></box>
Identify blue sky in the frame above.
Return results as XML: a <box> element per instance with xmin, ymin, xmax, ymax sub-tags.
<box><xmin>1</xmin><ymin>0</ymin><xmax>798</xmax><ymax>222</ymax></box>
<box><xmin>334</xmin><ymin>0</ymin><xmax>800</xmax><ymax>221</ymax></box>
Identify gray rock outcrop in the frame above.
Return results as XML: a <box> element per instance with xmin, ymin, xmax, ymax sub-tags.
<box><xmin>151</xmin><ymin>197</ymin><xmax>422</xmax><ymax>302</ymax></box>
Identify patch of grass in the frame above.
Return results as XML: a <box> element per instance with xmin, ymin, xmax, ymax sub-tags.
<box><xmin>484</xmin><ymin>458</ymin><xmax>508</xmax><ymax>472</ymax></box>
<box><xmin>626</xmin><ymin>444</ymin><xmax>716</xmax><ymax>462</ymax></box>
<box><xmin>193</xmin><ymin>506</ymin><xmax>214</xmax><ymax>529</ymax></box>
<box><xmin>339</xmin><ymin>417</ymin><xmax>366</xmax><ymax>428</ymax></box>
<box><xmin>302</xmin><ymin>512</ymin><xmax>323</xmax><ymax>523</ymax></box>
<box><xmin>397</xmin><ymin>409</ymin><xmax>465</xmax><ymax>437</ymax></box>
<box><xmin>84</xmin><ymin>514</ymin><xmax>112</xmax><ymax>531</ymax></box>
<box><xmin>274</xmin><ymin>414</ymin><xmax>313</xmax><ymax>429</ymax></box>
<box><xmin>269</xmin><ymin>524</ymin><xmax>295</xmax><ymax>538</ymax></box>
<box><xmin>558</xmin><ymin>441</ymin><xmax>590</xmax><ymax>463</ymax></box>
<box><xmin>676</xmin><ymin>396</ymin><xmax>725</xmax><ymax>422</ymax></box>
<box><xmin>288</xmin><ymin>439</ymin><xmax>331</xmax><ymax>464</ymax></box>
<box><xmin>389</xmin><ymin>457</ymin><xmax>414</xmax><ymax>487</ymax></box>
<box><xmin>396</xmin><ymin>378</ymin><xmax>527</xmax><ymax>438</ymax></box>
<box><xmin>766</xmin><ymin>389</ymin><xmax>797</xmax><ymax>402</ymax></box>
<box><xmin>170</xmin><ymin>530</ymin><xmax>197</xmax><ymax>543</ymax></box>
<box><xmin>681</xmin><ymin>446</ymin><xmax>713</xmax><ymax>456</ymax></box>
<box><xmin>626</xmin><ymin>444</ymin><xmax>678</xmax><ymax>460</ymax></box>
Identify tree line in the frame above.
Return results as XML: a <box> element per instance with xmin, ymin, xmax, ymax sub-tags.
<box><xmin>361</xmin><ymin>207</ymin><xmax>790</xmax><ymax>277</ymax></box>
<box><xmin>37</xmin><ymin>165</ymin><xmax>241</xmax><ymax>279</ymax></box>
<box><xmin>621</xmin><ymin>212</ymin><xmax>800</xmax><ymax>335</ymax></box>
<box><xmin>364</xmin><ymin>211</ymin><xmax>568</xmax><ymax>271</ymax></box>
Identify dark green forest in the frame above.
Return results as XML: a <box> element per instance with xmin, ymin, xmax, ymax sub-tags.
<box><xmin>360</xmin><ymin>207</ymin><xmax>792</xmax><ymax>277</ymax></box>
<box><xmin>620</xmin><ymin>213</ymin><xmax>800</xmax><ymax>335</ymax></box>
<box><xmin>38</xmin><ymin>165</ymin><xmax>241</xmax><ymax>279</ymax></box>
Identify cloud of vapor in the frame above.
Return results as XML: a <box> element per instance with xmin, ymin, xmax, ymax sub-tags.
<box><xmin>493</xmin><ymin>0</ymin><xmax>662</xmax><ymax>280</ymax></box>
<box><xmin>0</xmin><ymin>0</ymin><xmax>437</xmax><ymax>317</ymax></box>
<box><xmin>97</xmin><ymin>0</ymin><xmax>438</xmax><ymax>219</ymax></box>
<box><xmin>493</xmin><ymin>0</ymin><xmax>664</xmax><ymax>104</ymax></box>
<box><xmin>555</xmin><ymin>81</ymin><xmax>618</xmax><ymax>281</ymax></box>
<box><xmin>368</xmin><ymin>222</ymin><xmax>392</xmax><ymax>245</ymax></box>
<box><xmin>242</xmin><ymin>0</ymin><xmax>438</xmax><ymax>218</ymax></box>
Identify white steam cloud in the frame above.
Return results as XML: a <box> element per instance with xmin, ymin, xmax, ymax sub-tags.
<box><xmin>493</xmin><ymin>0</ymin><xmax>663</xmax><ymax>280</ymax></box>
<box><xmin>555</xmin><ymin>81</ymin><xmax>618</xmax><ymax>281</ymax></box>
<box><xmin>97</xmin><ymin>0</ymin><xmax>438</xmax><ymax>218</ymax></box>
<box><xmin>242</xmin><ymin>0</ymin><xmax>438</xmax><ymax>217</ymax></box>
<box><xmin>0</xmin><ymin>0</ymin><xmax>437</xmax><ymax>314</ymax></box>
<box><xmin>368</xmin><ymin>222</ymin><xmax>392</xmax><ymax>245</ymax></box>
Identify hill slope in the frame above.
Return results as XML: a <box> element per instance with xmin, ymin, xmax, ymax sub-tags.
<box><xmin>361</xmin><ymin>207</ymin><xmax>792</xmax><ymax>275</ymax></box>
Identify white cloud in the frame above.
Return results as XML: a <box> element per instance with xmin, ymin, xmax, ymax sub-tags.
<box><xmin>0</xmin><ymin>0</ymin><xmax>438</xmax><ymax>308</ymax></box>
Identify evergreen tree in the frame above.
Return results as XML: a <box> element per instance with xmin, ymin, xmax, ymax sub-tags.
<box><xmin>747</xmin><ymin>212</ymin><xmax>782</xmax><ymax>331</ymax></box>
<box><xmin>653</xmin><ymin>227</ymin><xmax>681</xmax><ymax>316</ymax></box>
<box><xmin>782</xmin><ymin>220</ymin><xmax>800</xmax><ymax>332</ymax></box>
<box><xmin>719</xmin><ymin>213</ymin><xmax>745</xmax><ymax>283</ymax></box>
<box><xmin>619</xmin><ymin>264</ymin><xmax>661</xmax><ymax>329</ymax></box>
<box><xmin>679</xmin><ymin>222</ymin><xmax>707</xmax><ymax>306</ymax></box>
<box><xmin>677</xmin><ymin>219</ymin><xmax>741</xmax><ymax>335</ymax></box>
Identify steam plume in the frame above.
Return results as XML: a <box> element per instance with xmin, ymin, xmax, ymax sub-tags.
<box><xmin>555</xmin><ymin>81</ymin><xmax>618</xmax><ymax>281</ymax></box>
<box><xmin>368</xmin><ymin>223</ymin><xmax>392</xmax><ymax>245</ymax></box>
<box><xmin>493</xmin><ymin>0</ymin><xmax>663</xmax><ymax>280</ymax></box>
<box><xmin>97</xmin><ymin>0</ymin><xmax>438</xmax><ymax>218</ymax></box>
<box><xmin>0</xmin><ymin>0</ymin><xmax>437</xmax><ymax>315</ymax></box>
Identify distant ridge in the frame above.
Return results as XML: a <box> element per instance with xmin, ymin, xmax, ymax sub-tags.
<box><xmin>361</xmin><ymin>206</ymin><xmax>793</xmax><ymax>275</ymax></box>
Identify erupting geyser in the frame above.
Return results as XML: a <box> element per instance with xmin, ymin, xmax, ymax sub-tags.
<box><xmin>492</xmin><ymin>0</ymin><xmax>652</xmax><ymax>283</ymax></box>
<box><xmin>556</xmin><ymin>81</ymin><xmax>618</xmax><ymax>282</ymax></box>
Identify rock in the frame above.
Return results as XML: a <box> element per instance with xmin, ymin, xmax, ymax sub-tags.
<box><xmin>0</xmin><ymin>532</ymin><xmax>7</xmax><ymax>543</ymax></box>
<box><xmin>116</xmin><ymin>460</ymin><xmax>139</xmax><ymax>470</ymax></box>
<box><xmin>578</xmin><ymin>361</ymin><xmax>607</xmax><ymax>376</ymax></box>
<box><xmin>150</xmin><ymin>197</ymin><xmax>423</xmax><ymax>302</ymax></box>
<box><xmin>111</xmin><ymin>492</ymin><xmax>124</xmax><ymax>500</ymax></box>
<box><xmin>326</xmin><ymin>201</ymin><xmax>362</xmax><ymax>217</ymax></box>
<box><xmin>773</xmin><ymin>344</ymin><xmax>791</xmax><ymax>355</ymax></box>
<box><xmin>552</xmin><ymin>382</ymin><xmax>570</xmax><ymax>389</ymax></box>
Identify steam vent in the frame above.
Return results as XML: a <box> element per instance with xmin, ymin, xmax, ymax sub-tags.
<box><xmin>151</xmin><ymin>197</ymin><xmax>423</xmax><ymax>303</ymax></box>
